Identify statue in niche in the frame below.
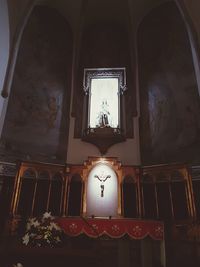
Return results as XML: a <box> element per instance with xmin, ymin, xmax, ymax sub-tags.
<box><xmin>96</xmin><ymin>99</ymin><xmax>111</xmax><ymax>128</ymax></box>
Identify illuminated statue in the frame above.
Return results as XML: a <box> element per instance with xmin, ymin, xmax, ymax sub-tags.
<box><xmin>96</xmin><ymin>99</ymin><xmax>111</xmax><ymax>128</ymax></box>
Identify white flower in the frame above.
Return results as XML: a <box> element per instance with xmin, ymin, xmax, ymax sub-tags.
<box><xmin>32</xmin><ymin>220</ymin><xmax>40</xmax><ymax>228</ymax></box>
<box><xmin>49</xmin><ymin>222</ymin><xmax>61</xmax><ymax>231</ymax></box>
<box><xmin>22</xmin><ymin>233</ymin><xmax>30</xmax><ymax>245</ymax></box>
<box><xmin>42</xmin><ymin>212</ymin><xmax>54</xmax><ymax>220</ymax></box>
<box><xmin>26</xmin><ymin>219</ymin><xmax>40</xmax><ymax>230</ymax></box>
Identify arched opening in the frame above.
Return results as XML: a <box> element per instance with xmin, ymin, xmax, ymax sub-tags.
<box><xmin>156</xmin><ymin>173</ymin><xmax>172</xmax><ymax>221</ymax></box>
<box><xmin>68</xmin><ymin>174</ymin><xmax>82</xmax><ymax>216</ymax></box>
<box><xmin>33</xmin><ymin>171</ymin><xmax>50</xmax><ymax>216</ymax></box>
<box><xmin>17</xmin><ymin>168</ymin><xmax>36</xmax><ymax>217</ymax></box>
<box><xmin>170</xmin><ymin>170</ymin><xmax>188</xmax><ymax>220</ymax></box>
<box><xmin>49</xmin><ymin>172</ymin><xmax>63</xmax><ymax>216</ymax></box>
<box><xmin>141</xmin><ymin>174</ymin><xmax>157</xmax><ymax>219</ymax></box>
<box><xmin>122</xmin><ymin>175</ymin><xmax>137</xmax><ymax>218</ymax></box>
<box><xmin>86</xmin><ymin>163</ymin><xmax>118</xmax><ymax>217</ymax></box>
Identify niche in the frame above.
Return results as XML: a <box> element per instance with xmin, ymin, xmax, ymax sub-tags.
<box><xmin>86</xmin><ymin>163</ymin><xmax>118</xmax><ymax>217</ymax></box>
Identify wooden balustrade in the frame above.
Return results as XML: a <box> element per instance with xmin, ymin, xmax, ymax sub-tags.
<box><xmin>1</xmin><ymin>159</ymin><xmax>198</xmax><ymax>236</ymax></box>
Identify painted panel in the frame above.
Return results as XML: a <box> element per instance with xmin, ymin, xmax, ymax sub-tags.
<box><xmin>0</xmin><ymin>6</ymin><xmax>72</xmax><ymax>163</ymax></box>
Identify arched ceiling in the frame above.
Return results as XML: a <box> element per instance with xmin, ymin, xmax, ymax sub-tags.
<box><xmin>45</xmin><ymin>0</ymin><xmax>168</xmax><ymax>32</ymax></box>
<box><xmin>8</xmin><ymin>0</ymin><xmax>169</xmax><ymax>39</ymax></box>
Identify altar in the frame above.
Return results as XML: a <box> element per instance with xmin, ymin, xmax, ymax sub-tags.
<box><xmin>56</xmin><ymin>217</ymin><xmax>166</xmax><ymax>267</ymax></box>
<box><xmin>3</xmin><ymin>158</ymin><xmax>167</xmax><ymax>267</ymax></box>
<box><xmin>57</xmin><ymin>217</ymin><xmax>164</xmax><ymax>240</ymax></box>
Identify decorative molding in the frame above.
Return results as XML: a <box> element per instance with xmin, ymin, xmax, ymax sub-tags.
<box><xmin>83</xmin><ymin>68</ymin><xmax>127</xmax><ymax>95</ymax></box>
<box><xmin>0</xmin><ymin>161</ymin><xmax>17</xmax><ymax>176</ymax></box>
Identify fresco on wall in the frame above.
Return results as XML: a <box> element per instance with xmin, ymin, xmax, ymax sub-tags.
<box><xmin>138</xmin><ymin>2</ymin><xmax>200</xmax><ymax>165</ymax></box>
<box><xmin>0</xmin><ymin>6</ymin><xmax>72</xmax><ymax>163</ymax></box>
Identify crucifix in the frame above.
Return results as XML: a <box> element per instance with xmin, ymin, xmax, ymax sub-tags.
<box><xmin>94</xmin><ymin>173</ymin><xmax>111</xmax><ymax>197</ymax></box>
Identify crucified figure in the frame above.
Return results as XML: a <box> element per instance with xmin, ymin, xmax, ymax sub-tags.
<box><xmin>94</xmin><ymin>174</ymin><xmax>111</xmax><ymax>197</ymax></box>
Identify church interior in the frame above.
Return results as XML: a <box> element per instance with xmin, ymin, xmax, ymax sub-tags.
<box><xmin>0</xmin><ymin>0</ymin><xmax>200</xmax><ymax>266</ymax></box>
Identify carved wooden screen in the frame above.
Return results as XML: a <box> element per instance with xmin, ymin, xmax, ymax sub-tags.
<box><xmin>141</xmin><ymin>174</ymin><xmax>157</xmax><ymax>219</ymax></box>
<box><xmin>122</xmin><ymin>175</ymin><xmax>137</xmax><ymax>218</ymax></box>
<box><xmin>156</xmin><ymin>173</ymin><xmax>172</xmax><ymax>221</ymax></box>
<box><xmin>15</xmin><ymin>162</ymin><xmax>66</xmax><ymax>218</ymax></box>
<box><xmin>33</xmin><ymin>171</ymin><xmax>50</xmax><ymax>216</ymax></box>
<box><xmin>142</xmin><ymin>166</ymin><xmax>191</xmax><ymax>222</ymax></box>
<box><xmin>68</xmin><ymin>174</ymin><xmax>82</xmax><ymax>216</ymax></box>
<box><xmin>17</xmin><ymin>168</ymin><xmax>36</xmax><ymax>217</ymax></box>
<box><xmin>170</xmin><ymin>171</ymin><xmax>188</xmax><ymax>220</ymax></box>
<box><xmin>48</xmin><ymin>173</ymin><xmax>63</xmax><ymax>216</ymax></box>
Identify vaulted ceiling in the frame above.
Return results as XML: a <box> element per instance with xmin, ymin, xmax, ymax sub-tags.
<box><xmin>8</xmin><ymin>0</ymin><xmax>169</xmax><ymax>41</ymax></box>
<box><xmin>46</xmin><ymin>0</ymin><xmax>168</xmax><ymax>32</ymax></box>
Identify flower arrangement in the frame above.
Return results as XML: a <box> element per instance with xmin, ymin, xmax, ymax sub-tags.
<box><xmin>22</xmin><ymin>212</ymin><xmax>63</xmax><ymax>248</ymax></box>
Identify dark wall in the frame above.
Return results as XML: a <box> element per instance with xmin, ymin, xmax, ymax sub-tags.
<box><xmin>0</xmin><ymin>6</ymin><xmax>73</xmax><ymax>163</ymax></box>
<box><xmin>138</xmin><ymin>1</ymin><xmax>200</xmax><ymax>165</ymax></box>
<box><xmin>73</xmin><ymin>23</ymin><xmax>136</xmax><ymax>138</ymax></box>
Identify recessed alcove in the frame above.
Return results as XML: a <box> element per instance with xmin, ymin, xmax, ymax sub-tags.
<box><xmin>82</xmin><ymin>157</ymin><xmax>123</xmax><ymax>217</ymax></box>
<box><xmin>81</xmin><ymin>68</ymin><xmax>127</xmax><ymax>154</ymax></box>
<box><xmin>86</xmin><ymin>163</ymin><xmax>118</xmax><ymax>217</ymax></box>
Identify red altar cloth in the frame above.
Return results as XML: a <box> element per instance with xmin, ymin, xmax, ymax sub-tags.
<box><xmin>56</xmin><ymin>218</ymin><xmax>164</xmax><ymax>240</ymax></box>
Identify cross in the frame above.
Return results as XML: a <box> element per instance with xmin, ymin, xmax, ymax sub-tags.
<box><xmin>94</xmin><ymin>173</ymin><xmax>111</xmax><ymax>197</ymax></box>
<box><xmin>100</xmin><ymin>184</ymin><xmax>104</xmax><ymax>197</ymax></box>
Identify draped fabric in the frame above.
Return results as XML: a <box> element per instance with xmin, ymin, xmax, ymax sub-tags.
<box><xmin>56</xmin><ymin>218</ymin><xmax>164</xmax><ymax>240</ymax></box>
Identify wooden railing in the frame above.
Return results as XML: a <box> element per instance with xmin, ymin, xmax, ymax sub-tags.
<box><xmin>1</xmin><ymin>159</ymin><xmax>199</xmax><ymax>237</ymax></box>
<box><xmin>141</xmin><ymin>163</ymin><xmax>195</xmax><ymax>222</ymax></box>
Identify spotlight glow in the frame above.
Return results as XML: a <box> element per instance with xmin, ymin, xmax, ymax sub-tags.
<box><xmin>86</xmin><ymin>163</ymin><xmax>118</xmax><ymax>217</ymax></box>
